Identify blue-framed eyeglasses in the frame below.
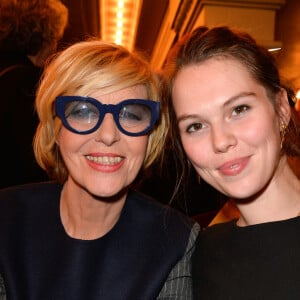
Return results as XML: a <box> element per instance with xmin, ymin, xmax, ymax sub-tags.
<box><xmin>55</xmin><ymin>96</ymin><xmax>160</xmax><ymax>136</ymax></box>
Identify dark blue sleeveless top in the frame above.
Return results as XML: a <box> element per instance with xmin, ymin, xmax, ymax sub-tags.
<box><xmin>0</xmin><ymin>182</ymin><xmax>193</xmax><ymax>300</ymax></box>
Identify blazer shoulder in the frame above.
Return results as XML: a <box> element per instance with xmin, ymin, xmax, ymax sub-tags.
<box><xmin>0</xmin><ymin>181</ymin><xmax>61</xmax><ymax>206</ymax></box>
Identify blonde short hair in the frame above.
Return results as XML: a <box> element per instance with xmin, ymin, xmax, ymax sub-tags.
<box><xmin>34</xmin><ymin>39</ymin><xmax>168</xmax><ymax>183</ymax></box>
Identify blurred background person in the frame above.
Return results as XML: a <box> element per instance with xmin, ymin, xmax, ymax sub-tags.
<box><xmin>0</xmin><ymin>0</ymin><xmax>68</xmax><ymax>188</ymax></box>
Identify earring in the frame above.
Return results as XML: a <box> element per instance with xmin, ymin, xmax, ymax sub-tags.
<box><xmin>197</xmin><ymin>174</ymin><xmax>201</xmax><ymax>184</ymax></box>
<box><xmin>280</xmin><ymin>122</ymin><xmax>287</xmax><ymax>149</ymax></box>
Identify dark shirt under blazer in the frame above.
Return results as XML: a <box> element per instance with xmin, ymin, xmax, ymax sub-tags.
<box><xmin>0</xmin><ymin>182</ymin><xmax>198</xmax><ymax>299</ymax></box>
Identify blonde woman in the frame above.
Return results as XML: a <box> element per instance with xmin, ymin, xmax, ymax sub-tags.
<box><xmin>0</xmin><ymin>40</ymin><xmax>198</xmax><ymax>299</ymax></box>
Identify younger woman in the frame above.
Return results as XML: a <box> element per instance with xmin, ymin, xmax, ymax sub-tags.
<box><xmin>164</xmin><ymin>26</ymin><xmax>300</xmax><ymax>299</ymax></box>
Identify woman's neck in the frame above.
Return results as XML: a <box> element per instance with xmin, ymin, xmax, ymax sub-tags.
<box><xmin>60</xmin><ymin>182</ymin><xmax>127</xmax><ymax>240</ymax></box>
<box><xmin>236</xmin><ymin>157</ymin><xmax>300</xmax><ymax>226</ymax></box>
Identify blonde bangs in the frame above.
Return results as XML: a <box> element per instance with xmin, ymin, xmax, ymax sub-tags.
<box><xmin>34</xmin><ymin>39</ymin><xmax>164</xmax><ymax>181</ymax></box>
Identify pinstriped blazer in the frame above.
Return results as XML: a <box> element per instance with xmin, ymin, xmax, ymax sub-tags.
<box><xmin>158</xmin><ymin>223</ymin><xmax>199</xmax><ymax>299</ymax></box>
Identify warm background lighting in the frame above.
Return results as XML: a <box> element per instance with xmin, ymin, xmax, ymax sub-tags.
<box><xmin>295</xmin><ymin>89</ymin><xmax>300</xmax><ymax>112</ymax></box>
<box><xmin>100</xmin><ymin>0</ymin><xmax>143</xmax><ymax>51</ymax></box>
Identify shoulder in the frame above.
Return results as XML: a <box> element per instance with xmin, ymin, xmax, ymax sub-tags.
<box><xmin>0</xmin><ymin>181</ymin><xmax>62</xmax><ymax>208</ymax></box>
<box><xmin>0</xmin><ymin>55</ymin><xmax>40</xmax><ymax>76</ymax></box>
<box><xmin>128</xmin><ymin>190</ymin><xmax>195</xmax><ymax>229</ymax></box>
<box><xmin>192</xmin><ymin>221</ymin><xmax>235</xmax><ymax>267</ymax></box>
<box><xmin>126</xmin><ymin>190</ymin><xmax>197</xmax><ymax>247</ymax></box>
<box><xmin>197</xmin><ymin>220</ymin><xmax>236</xmax><ymax>246</ymax></box>
<box><xmin>0</xmin><ymin>58</ymin><xmax>41</xmax><ymax>88</ymax></box>
<box><xmin>202</xmin><ymin>219</ymin><xmax>236</xmax><ymax>233</ymax></box>
<box><xmin>0</xmin><ymin>182</ymin><xmax>61</xmax><ymax>235</ymax></box>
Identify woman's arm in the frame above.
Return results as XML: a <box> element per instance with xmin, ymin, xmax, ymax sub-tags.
<box><xmin>157</xmin><ymin>222</ymin><xmax>200</xmax><ymax>300</ymax></box>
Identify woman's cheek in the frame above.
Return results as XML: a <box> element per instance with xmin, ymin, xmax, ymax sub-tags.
<box><xmin>182</xmin><ymin>137</ymin><xmax>210</xmax><ymax>167</ymax></box>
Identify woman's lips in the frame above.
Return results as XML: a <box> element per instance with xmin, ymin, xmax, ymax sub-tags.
<box><xmin>217</xmin><ymin>156</ymin><xmax>250</xmax><ymax>176</ymax></box>
<box><xmin>85</xmin><ymin>154</ymin><xmax>125</xmax><ymax>172</ymax></box>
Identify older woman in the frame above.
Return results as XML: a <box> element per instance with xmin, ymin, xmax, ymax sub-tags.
<box><xmin>0</xmin><ymin>40</ymin><xmax>198</xmax><ymax>299</ymax></box>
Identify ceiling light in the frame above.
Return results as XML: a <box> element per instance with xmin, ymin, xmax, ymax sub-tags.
<box><xmin>100</xmin><ymin>0</ymin><xmax>143</xmax><ymax>51</ymax></box>
<box><xmin>268</xmin><ymin>47</ymin><xmax>282</xmax><ymax>52</ymax></box>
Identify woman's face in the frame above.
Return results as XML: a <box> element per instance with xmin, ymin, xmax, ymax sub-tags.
<box><xmin>58</xmin><ymin>85</ymin><xmax>149</xmax><ymax>198</ymax></box>
<box><xmin>172</xmin><ymin>58</ymin><xmax>288</xmax><ymax>199</ymax></box>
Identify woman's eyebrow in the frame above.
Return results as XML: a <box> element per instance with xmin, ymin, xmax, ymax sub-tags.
<box><xmin>223</xmin><ymin>92</ymin><xmax>256</xmax><ymax>108</ymax></box>
<box><xmin>176</xmin><ymin>92</ymin><xmax>256</xmax><ymax>124</ymax></box>
<box><xmin>177</xmin><ymin>114</ymin><xmax>199</xmax><ymax>124</ymax></box>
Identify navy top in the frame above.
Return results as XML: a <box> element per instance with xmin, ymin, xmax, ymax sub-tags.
<box><xmin>0</xmin><ymin>182</ymin><xmax>194</xmax><ymax>300</ymax></box>
<box><xmin>192</xmin><ymin>217</ymin><xmax>300</xmax><ymax>300</ymax></box>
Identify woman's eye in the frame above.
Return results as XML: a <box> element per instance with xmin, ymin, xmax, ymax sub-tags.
<box><xmin>66</xmin><ymin>102</ymin><xmax>99</xmax><ymax>121</ymax></box>
<box><xmin>186</xmin><ymin>123</ymin><xmax>204</xmax><ymax>133</ymax></box>
<box><xmin>119</xmin><ymin>108</ymin><xmax>141</xmax><ymax>121</ymax></box>
<box><xmin>232</xmin><ymin>105</ymin><xmax>249</xmax><ymax>116</ymax></box>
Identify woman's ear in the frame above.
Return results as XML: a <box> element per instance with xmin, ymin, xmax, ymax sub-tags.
<box><xmin>278</xmin><ymin>88</ymin><xmax>291</xmax><ymax>126</ymax></box>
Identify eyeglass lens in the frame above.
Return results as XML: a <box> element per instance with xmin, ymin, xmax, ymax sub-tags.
<box><xmin>64</xmin><ymin>100</ymin><xmax>152</xmax><ymax>134</ymax></box>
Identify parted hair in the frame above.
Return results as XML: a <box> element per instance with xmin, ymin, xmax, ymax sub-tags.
<box><xmin>34</xmin><ymin>39</ymin><xmax>168</xmax><ymax>184</ymax></box>
<box><xmin>164</xmin><ymin>26</ymin><xmax>300</xmax><ymax>184</ymax></box>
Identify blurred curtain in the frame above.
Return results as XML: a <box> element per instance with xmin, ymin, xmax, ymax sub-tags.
<box><xmin>59</xmin><ymin>0</ymin><xmax>100</xmax><ymax>48</ymax></box>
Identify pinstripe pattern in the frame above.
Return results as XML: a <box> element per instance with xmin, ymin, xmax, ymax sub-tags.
<box><xmin>157</xmin><ymin>222</ymin><xmax>200</xmax><ymax>300</ymax></box>
<box><xmin>0</xmin><ymin>274</ymin><xmax>5</xmax><ymax>300</ymax></box>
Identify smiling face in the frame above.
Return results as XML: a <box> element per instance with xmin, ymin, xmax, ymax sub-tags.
<box><xmin>57</xmin><ymin>85</ymin><xmax>149</xmax><ymax>198</ymax></box>
<box><xmin>172</xmin><ymin>58</ymin><xmax>289</xmax><ymax>199</ymax></box>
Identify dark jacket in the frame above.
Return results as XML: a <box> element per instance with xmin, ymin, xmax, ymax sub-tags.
<box><xmin>0</xmin><ymin>50</ymin><xmax>47</xmax><ymax>188</ymax></box>
<box><xmin>0</xmin><ymin>182</ymin><xmax>195</xmax><ymax>299</ymax></box>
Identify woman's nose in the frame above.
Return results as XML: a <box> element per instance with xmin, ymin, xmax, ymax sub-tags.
<box><xmin>94</xmin><ymin>114</ymin><xmax>120</xmax><ymax>145</ymax></box>
<box><xmin>211</xmin><ymin>124</ymin><xmax>237</xmax><ymax>153</ymax></box>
